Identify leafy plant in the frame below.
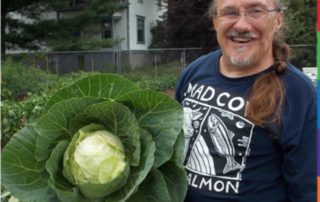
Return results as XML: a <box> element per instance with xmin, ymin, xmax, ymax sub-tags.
<box><xmin>1</xmin><ymin>92</ymin><xmax>50</xmax><ymax>147</ymax></box>
<box><xmin>135</xmin><ymin>74</ymin><xmax>178</xmax><ymax>91</ymax></box>
<box><xmin>1</xmin><ymin>73</ymin><xmax>187</xmax><ymax>202</ymax></box>
<box><xmin>1</xmin><ymin>58</ymin><xmax>58</xmax><ymax>100</ymax></box>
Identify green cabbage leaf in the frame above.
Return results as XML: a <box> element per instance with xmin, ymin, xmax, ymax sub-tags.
<box><xmin>2</xmin><ymin>74</ymin><xmax>187</xmax><ymax>202</ymax></box>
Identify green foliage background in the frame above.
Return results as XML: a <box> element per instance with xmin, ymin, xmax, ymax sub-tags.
<box><xmin>283</xmin><ymin>0</ymin><xmax>316</xmax><ymax>45</ymax></box>
<box><xmin>283</xmin><ymin>0</ymin><xmax>316</xmax><ymax>67</ymax></box>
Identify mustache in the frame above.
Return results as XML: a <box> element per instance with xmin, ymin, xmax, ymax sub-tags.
<box><xmin>226</xmin><ymin>31</ymin><xmax>258</xmax><ymax>39</ymax></box>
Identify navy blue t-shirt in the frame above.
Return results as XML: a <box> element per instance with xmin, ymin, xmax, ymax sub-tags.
<box><xmin>175</xmin><ymin>50</ymin><xmax>316</xmax><ymax>202</ymax></box>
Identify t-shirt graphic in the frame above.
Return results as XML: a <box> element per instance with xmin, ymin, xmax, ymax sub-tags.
<box><xmin>182</xmin><ymin>83</ymin><xmax>255</xmax><ymax>194</ymax></box>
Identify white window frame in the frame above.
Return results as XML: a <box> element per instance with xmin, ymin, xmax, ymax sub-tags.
<box><xmin>137</xmin><ymin>16</ymin><xmax>145</xmax><ymax>44</ymax></box>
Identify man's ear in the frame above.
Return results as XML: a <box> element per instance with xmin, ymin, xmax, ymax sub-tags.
<box><xmin>275</xmin><ymin>12</ymin><xmax>284</xmax><ymax>31</ymax></box>
<box><xmin>212</xmin><ymin>17</ymin><xmax>217</xmax><ymax>31</ymax></box>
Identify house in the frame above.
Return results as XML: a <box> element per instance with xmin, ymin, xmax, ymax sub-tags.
<box><xmin>6</xmin><ymin>0</ymin><xmax>168</xmax><ymax>72</ymax></box>
<box><xmin>59</xmin><ymin>0</ymin><xmax>167</xmax><ymax>50</ymax></box>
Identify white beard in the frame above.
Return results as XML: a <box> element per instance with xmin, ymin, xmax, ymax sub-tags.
<box><xmin>229</xmin><ymin>47</ymin><xmax>254</xmax><ymax>68</ymax></box>
<box><xmin>224</xmin><ymin>30</ymin><xmax>259</xmax><ymax>68</ymax></box>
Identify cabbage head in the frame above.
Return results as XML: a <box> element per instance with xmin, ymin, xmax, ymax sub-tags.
<box><xmin>1</xmin><ymin>74</ymin><xmax>187</xmax><ymax>202</ymax></box>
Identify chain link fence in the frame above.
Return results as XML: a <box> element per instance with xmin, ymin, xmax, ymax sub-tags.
<box><xmin>8</xmin><ymin>45</ymin><xmax>316</xmax><ymax>76</ymax></box>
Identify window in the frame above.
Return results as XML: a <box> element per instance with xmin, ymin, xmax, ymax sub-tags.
<box><xmin>102</xmin><ymin>22</ymin><xmax>112</xmax><ymax>39</ymax></box>
<box><xmin>137</xmin><ymin>16</ymin><xmax>145</xmax><ymax>44</ymax></box>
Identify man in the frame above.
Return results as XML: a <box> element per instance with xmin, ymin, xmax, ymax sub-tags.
<box><xmin>175</xmin><ymin>0</ymin><xmax>317</xmax><ymax>201</ymax></box>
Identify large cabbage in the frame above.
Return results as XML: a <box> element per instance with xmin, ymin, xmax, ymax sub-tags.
<box><xmin>1</xmin><ymin>74</ymin><xmax>187</xmax><ymax>202</ymax></box>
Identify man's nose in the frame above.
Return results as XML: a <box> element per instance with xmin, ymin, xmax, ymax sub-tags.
<box><xmin>232</xmin><ymin>15</ymin><xmax>252</xmax><ymax>32</ymax></box>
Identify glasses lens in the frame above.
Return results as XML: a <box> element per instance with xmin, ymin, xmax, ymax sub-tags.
<box><xmin>247</xmin><ymin>8</ymin><xmax>267</xmax><ymax>19</ymax></box>
<box><xmin>217</xmin><ymin>7</ymin><xmax>277</xmax><ymax>21</ymax></box>
<box><xmin>219</xmin><ymin>9</ymin><xmax>239</xmax><ymax>20</ymax></box>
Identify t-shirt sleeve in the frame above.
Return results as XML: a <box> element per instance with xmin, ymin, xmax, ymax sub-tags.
<box><xmin>279</xmin><ymin>74</ymin><xmax>317</xmax><ymax>201</ymax></box>
<box><xmin>175</xmin><ymin>72</ymin><xmax>185</xmax><ymax>103</ymax></box>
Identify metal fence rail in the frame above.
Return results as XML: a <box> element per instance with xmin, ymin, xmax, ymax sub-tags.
<box><xmin>8</xmin><ymin>45</ymin><xmax>316</xmax><ymax>75</ymax></box>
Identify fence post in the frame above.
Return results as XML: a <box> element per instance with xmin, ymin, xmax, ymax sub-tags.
<box><xmin>116</xmin><ymin>50</ymin><xmax>122</xmax><ymax>73</ymax></box>
<box><xmin>181</xmin><ymin>49</ymin><xmax>186</xmax><ymax>71</ymax></box>
<box><xmin>46</xmin><ymin>55</ymin><xmax>49</xmax><ymax>73</ymax></box>
<box><xmin>55</xmin><ymin>56</ymin><xmax>59</xmax><ymax>74</ymax></box>
<box><xmin>154</xmin><ymin>55</ymin><xmax>158</xmax><ymax>77</ymax></box>
<box><xmin>91</xmin><ymin>59</ymin><xmax>95</xmax><ymax>72</ymax></box>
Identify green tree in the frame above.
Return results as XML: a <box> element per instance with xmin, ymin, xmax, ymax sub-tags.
<box><xmin>149</xmin><ymin>0</ymin><xmax>216</xmax><ymax>51</ymax></box>
<box><xmin>149</xmin><ymin>18</ymin><xmax>168</xmax><ymax>49</ymax></box>
<box><xmin>283</xmin><ymin>0</ymin><xmax>316</xmax><ymax>67</ymax></box>
<box><xmin>284</xmin><ymin>0</ymin><xmax>316</xmax><ymax>44</ymax></box>
<box><xmin>1</xmin><ymin>0</ymin><xmax>127</xmax><ymax>54</ymax></box>
<box><xmin>167</xmin><ymin>0</ymin><xmax>216</xmax><ymax>51</ymax></box>
<box><xmin>149</xmin><ymin>0</ymin><xmax>168</xmax><ymax>48</ymax></box>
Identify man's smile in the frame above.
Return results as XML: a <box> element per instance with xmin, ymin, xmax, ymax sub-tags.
<box><xmin>226</xmin><ymin>31</ymin><xmax>259</xmax><ymax>45</ymax></box>
<box><xmin>231</xmin><ymin>37</ymin><xmax>253</xmax><ymax>43</ymax></box>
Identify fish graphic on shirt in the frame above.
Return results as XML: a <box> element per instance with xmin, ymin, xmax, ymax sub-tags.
<box><xmin>183</xmin><ymin>107</ymin><xmax>217</xmax><ymax>176</ymax></box>
<box><xmin>207</xmin><ymin>114</ymin><xmax>243</xmax><ymax>174</ymax></box>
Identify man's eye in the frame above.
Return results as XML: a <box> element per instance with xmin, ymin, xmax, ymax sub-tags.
<box><xmin>248</xmin><ymin>8</ymin><xmax>265</xmax><ymax>15</ymax></box>
<box><xmin>222</xmin><ymin>10</ymin><xmax>239</xmax><ymax>16</ymax></box>
<box><xmin>246</xmin><ymin>7</ymin><xmax>267</xmax><ymax>18</ymax></box>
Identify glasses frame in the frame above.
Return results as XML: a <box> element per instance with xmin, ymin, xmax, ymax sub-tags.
<box><xmin>215</xmin><ymin>7</ymin><xmax>282</xmax><ymax>22</ymax></box>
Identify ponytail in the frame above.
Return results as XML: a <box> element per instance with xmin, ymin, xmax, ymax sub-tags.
<box><xmin>245</xmin><ymin>41</ymin><xmax>290</xmax><ymax>127</ymax></box>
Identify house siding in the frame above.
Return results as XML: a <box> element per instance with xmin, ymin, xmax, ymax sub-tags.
<box><xmin>127</xmin><ymin>0</ymin><xmax>159</xmax><ymax>50</ymax></box>
<box><xmin>113</xmin><ymin>11</ymin><xmax>128</xmax><ymax>50</ymax></box>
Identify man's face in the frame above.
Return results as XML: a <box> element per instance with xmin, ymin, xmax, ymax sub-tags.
<box><xmin>213</xmin><ymin>0</ymin><xmax>283</xmax><ymax>70</ymax></box>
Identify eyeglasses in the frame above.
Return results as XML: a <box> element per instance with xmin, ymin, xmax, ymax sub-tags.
<box><xmin>215</xmin><ymin>7</ymin><xmax>281</xmax><ymax>21</ymax></box>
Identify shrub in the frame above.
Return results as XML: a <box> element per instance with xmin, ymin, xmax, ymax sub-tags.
<box><xmin>1</xmin><ymin>58</ymin><xmax>58</xmax><ymax>100</ymax></box>
<box><xmin>1</xmin><ymin>71</ymin><xmax>98</xmax><ymax>147</ymax></box>
<box><xmin>1</xmin><ymin>92</ymin><xmax>50</xmax><ymax>147</ymax></box>
<box><xmin>135</xmin><ymin>74</ymin><xmax>178</xmax><ymax>91</ymax></box>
